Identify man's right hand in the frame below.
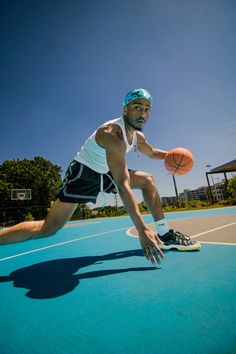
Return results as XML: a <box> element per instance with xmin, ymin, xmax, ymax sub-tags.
<box><xmin>138</xmin><ymin>226</ymin><xmax>164</xmax><ymax>265</ymax></box>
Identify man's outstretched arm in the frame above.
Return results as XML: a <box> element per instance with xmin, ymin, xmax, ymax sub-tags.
<box><xmin>97</xmin><ymin>127</ymin><xmax>164</xmax><ymax>264</ymax></box>
<box><xmin>136</xmin><ymin>131</ymin><xmax>168</xmax><ymax>160</ymax></box>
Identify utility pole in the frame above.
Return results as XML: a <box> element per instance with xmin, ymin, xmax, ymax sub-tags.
<box><xmin>206</xmin><ymin>164</ymin><xmax>217</xmax><ymax>202</ymax></box>
<box><xmin>172</xmin><ymin>175</ymin><xmax>180</xmax><ymax>208</ymax></box>
<box><xmin>114</xmin><ymin>193</ymin><xmax>119</xmax><ymax>216</ymax></box>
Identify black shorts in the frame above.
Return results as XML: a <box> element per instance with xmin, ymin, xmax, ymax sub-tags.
<box><xmin>55</xmin><ymin>160</ymin><xmax>117</xmax><ymax>204</ymax></box>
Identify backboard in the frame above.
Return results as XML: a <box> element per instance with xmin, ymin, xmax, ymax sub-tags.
<box><xmin>11</xmin><ymin>189</ymin><xmax>32</xmax><ymax>201</ymax></box>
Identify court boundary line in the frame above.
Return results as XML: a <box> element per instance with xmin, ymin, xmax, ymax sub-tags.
<box><xmin>127</xmin><ymin>221</ymin><xmax>236</xmax><ymax>245</ymax></box>
<box><xmin>199</xmin><ymin>241</ymin><xmax>236</xmax><ymax>246</ymax></box>
<box><xmin>1</xmin><ymin>220</ymin><xmax>236</xmax><ymax>263</ymax></box>
<box><xmin>192</xmin><ymin>221</ymin><xmax>236</xmax><ymax>238</ymax></box>
<box><xmin>164</xmin><ymin>206</ymin><xmax>236</xmax><ymax>215</ymax></box>
<box><xmin>0</xmin><ymin>227</ymin><xmax>128</xmax><ymax>262</ymax></box>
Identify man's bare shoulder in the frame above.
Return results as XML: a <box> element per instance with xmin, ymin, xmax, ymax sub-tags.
<box><xmin>97</xmin><ymin>123</ymin><xmax>122</xmax><ymax>137</ymax></box>
<box><xmin>96</xmin><ymin>123</ymin><xmax>125</xmax><ymax>149</ymax></box>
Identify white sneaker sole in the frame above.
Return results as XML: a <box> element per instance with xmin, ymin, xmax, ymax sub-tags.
<box><xmin>159</xmin><ymin>242</ymin><xmax>201</xmax><ymax>251</ymax></box>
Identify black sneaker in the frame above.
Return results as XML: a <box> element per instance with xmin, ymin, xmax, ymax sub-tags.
<box><xmin>158</xmin><ymin>230</ymin><xmax>201</xmax><ymax>251</ymax></box>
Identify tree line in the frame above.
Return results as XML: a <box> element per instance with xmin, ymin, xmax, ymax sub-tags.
<box><xmin>1</xmin><ymin>157</ymin><xmax>235</xmax><ymax>225</ymax></box>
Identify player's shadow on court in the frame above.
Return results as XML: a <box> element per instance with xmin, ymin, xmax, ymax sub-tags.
<box><xmin>0</xmin><ymin>249</ymin><xmax>159</xmax><ymax>299</ymax></box>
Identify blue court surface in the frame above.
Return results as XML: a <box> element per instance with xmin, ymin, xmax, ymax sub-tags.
<box><xmin>0</xmin><ymin>207</ymin><xmax>236</xmax><ymax>354</ymax></box>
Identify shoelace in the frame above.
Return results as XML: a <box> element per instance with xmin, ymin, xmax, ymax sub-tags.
<box><xmin>171</xmin><ymin>230</ymin><xmax>191</xmax><ymax>245</ymax></box>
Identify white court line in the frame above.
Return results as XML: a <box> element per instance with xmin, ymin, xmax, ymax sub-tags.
<box><xmin>1</xmin><ymin>221</ymin><xmax>236</xmax><ymax>262</ymax></box>
<box><xmin>192</xmin><ymin>221</ymin><xmax>236</xmax><ymax>239</ymax></box>
<box><xmin>0</xmin><ymin>227</ymin><xmax>128</xmax><ymax>262</ymax></box>
<box><xmin>199</xmin><ymin>241</ymin><xmax>236</xmax><ymax>246</ymax></box>
<box><xmin>127</xmin><ymin>221</ymin><xmax>236</xmax><ymax>245</ymax></box>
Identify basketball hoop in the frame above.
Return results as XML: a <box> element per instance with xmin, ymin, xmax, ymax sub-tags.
<box><xmin>17</xmin><ymin>193</ymin><xmax>26</xmax><ymax>201</ymax></box>
<box><xmin>11</xmin><ymin>189</ymin><xmax>32</xmax><ymax>201</ymax></box>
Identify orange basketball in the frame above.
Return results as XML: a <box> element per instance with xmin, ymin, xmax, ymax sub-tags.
<box><xmin>164</xmin><ymin>147</ymin><xmax>194</xmax><ymax>176</ymax></box>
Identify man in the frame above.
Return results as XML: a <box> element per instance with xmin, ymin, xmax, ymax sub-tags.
<box><xmin>0</xmin><ymin>89</ymin><xmax>200</xmax><ymax>264</ymax></box>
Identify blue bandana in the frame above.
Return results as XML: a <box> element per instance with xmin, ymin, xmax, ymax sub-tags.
<box><xmin>123</xmin><ymin>88</ymin><xmax>152</xmax><ymax>106</ymax></box>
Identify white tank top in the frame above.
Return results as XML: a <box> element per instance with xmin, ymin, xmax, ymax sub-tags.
<box><xmin>74</xmin><ymin>117</ymin><xmax>136</xmax><ymax>174</ymax></box>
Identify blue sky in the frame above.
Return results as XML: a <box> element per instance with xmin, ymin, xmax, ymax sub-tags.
<box><xmin>0</xmin><ymin>0</ymin><xmax>236</xmax><ymax>206</ymax></box>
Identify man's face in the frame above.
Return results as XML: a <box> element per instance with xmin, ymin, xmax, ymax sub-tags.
<box><xmin>123</xmin><ymin>98</ymin><xmax>151</xmax><ymax>131</ymax></box>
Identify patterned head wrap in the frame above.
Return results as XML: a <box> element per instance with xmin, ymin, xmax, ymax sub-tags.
<box><xmin>123</xmin><ymin>88</ymin><xmax>152</xmax><ymax>106</ymax></box>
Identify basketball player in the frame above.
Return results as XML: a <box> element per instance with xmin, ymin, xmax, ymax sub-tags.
<box><xmin>0</xmin><ymin>89</ymin><xmax>201</xmax><ymax>264</ymax></box>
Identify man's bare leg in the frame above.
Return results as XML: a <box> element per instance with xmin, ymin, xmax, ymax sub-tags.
<box><xmin>129</xmin><ymin>170</ymin><xmax>164</xmax><ymax>221</ymax></box>
<box><xmin>0</xmin><ymin>200</ymin><xmax>78</xmax><ymax>245</ymax></box>
<box><xmin>129</xmin><ymin>170</ymin><xmax>201</xmax><ymax>251</ymax></box>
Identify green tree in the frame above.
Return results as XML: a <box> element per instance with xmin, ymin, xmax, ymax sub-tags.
<box><xmin>179</xmin><ymin>198</ymin><xmax>186</xmax><ymax>208</ymax></box>
<box><xmin>227</xmin><ymin>176</ymin><xmax>236</xmax><ymax>197</ymax></box>
<box><xmin>0</xmin><ymin>157</ymin><xmax>62</xmax><ymax>221</ymax></box>
<box><xmin>72</xmin><ymin>203</ymin><xmax>92</xmax><ymax>220</ymax></box>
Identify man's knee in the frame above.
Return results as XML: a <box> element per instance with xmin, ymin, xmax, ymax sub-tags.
<box><xmin>37</xmin><ymin>223</ymin><xmax>62</xmax><ymax>239</ymax></box>
<box><xmin>39</xmin><ymin>228</ymin><xmax>60</xmax><ymax>237</ymax></box>
<box><xmin>39</xmin><ymin>229</ymin><xmax>57</xmax><ymax>238</ymax></box>
<box><xmin>144</xmin><ymin>174</ymin><xmax>156</xmax><ymax>190</ymax></box>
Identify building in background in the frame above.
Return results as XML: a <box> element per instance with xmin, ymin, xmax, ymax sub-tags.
<box><xmin>162</xmin><ymin>178</ymin><xmax>230</xmax><ymax>206</ymax></box>
<box><xmin>181</xmin><ymin>186</ymin><xmax>210</xmax><ymax>202</ymax></box>
<box><xmin>212</xmin><ymin>180</ymin><xmax>228</xmax><ymax>201</ymax></box>
<box><xmin>161</xmin><ymin>196</ymin><xmax>179</xmax><ymax>207</ymax></box>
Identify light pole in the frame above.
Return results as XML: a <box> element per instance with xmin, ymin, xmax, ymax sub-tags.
<box><xmin>172</xmin><ymin>175</ymin><xmax>180</xmax><ymax>208</ymax></box>
<box><xmin>206</xmin><ymin>164</ymin><xmax>217</xmax><ymax>202</ymax></box>
<box><xmin>114</xmin><ymin>193</ymin><xmax>119</xmax><ymax>216</ymax></box>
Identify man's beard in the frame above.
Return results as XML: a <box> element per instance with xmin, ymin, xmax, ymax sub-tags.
<box><xmin>123</xmin><ymin>116</ymin><xmax>143</xmax><ymax>131</ymax></box>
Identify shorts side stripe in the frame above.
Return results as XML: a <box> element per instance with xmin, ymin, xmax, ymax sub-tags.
<box><xmin>104</xmin><ymin>180</ymin><xmax>115</xmax><ymax>192</ymax></box>
<box><xmin>67</xmin><ymin>163</ymin><xmax>84</xmax><ymax>184</ymax></box>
